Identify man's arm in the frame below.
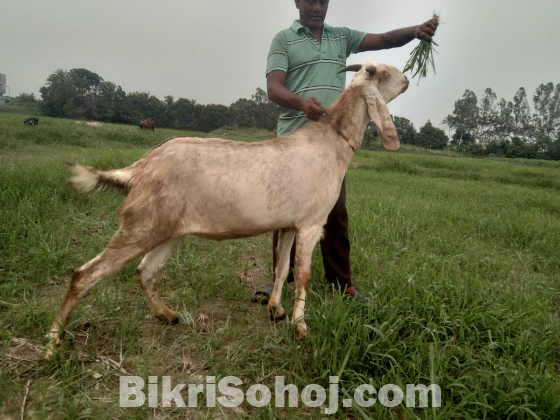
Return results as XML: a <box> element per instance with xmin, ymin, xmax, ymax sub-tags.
<box><xmin>266</xmin><ymin>70</ymin><xmax>325</xmax><ymax>121</ymax></box>
<box><xmin>357</xmin><ymin>18</ymin><xmax>438</xmax><ymax>52</ymax></box>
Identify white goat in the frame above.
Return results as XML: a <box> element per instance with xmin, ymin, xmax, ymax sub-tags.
<box><xmin>45</xmin><ymin>61</ymin><xmax>409</xmax><ymax>359</ymax></box>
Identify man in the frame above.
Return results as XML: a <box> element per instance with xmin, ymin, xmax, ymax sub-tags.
<box><xmin>255</xmin><ymin>0</ymin><xmax>437</xmax><ymax>302</ymax></box>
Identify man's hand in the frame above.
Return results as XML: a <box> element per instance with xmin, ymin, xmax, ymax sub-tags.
<box><xmin>267</xmin><ymin>70</ymin><xmax>324</xmax><ymax>121</ymax></box>
<box><xmin>358</xmin><ymin>16</ymin><xmax>439</xmax><ymax>52</ymax></box>
<box><xmin>302</xmin><ymin>98</ymin><xmax>325</xmax><ymax>121</ymax></box>
<box><xmin>415</xmin><ymin>18</ymin><xmax>439</xmax><ymax>42</ymax></box>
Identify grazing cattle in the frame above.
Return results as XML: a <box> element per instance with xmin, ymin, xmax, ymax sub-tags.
<box><xmin>24</xmin><ymin>117</ymin><xmax>39</xmax><ymax>125</ymax></box>
<box><xmin>140</xmin><ymin>118</ymin><xmax>155</xmax><ymax>131</ymax></box>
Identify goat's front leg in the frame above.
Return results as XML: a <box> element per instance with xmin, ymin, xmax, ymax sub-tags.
<box><xmin>268</xmin><ymin>228</ymin><xmax>295</xmax><ymax>320</ymax></box>
<box><xmin>292</xmin><ymin>226</ymin><xmax>323</xmax><ymax>338</ymax></box>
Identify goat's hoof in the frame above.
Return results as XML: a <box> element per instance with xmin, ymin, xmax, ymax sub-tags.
<box><xmin>156</xmin><ymin>310</ymin><xmax>179</xmax><ymax>325</ymax></box>
<box><xmin>44</xmin><ymin>340</ymin><xmax>61</xmax><ymax>361</ymax></box>
<box><xmin>295</xmin><ymin>323</ymin><xmax>307</xmax><ymax>339</ymax></box>
<box><xmin>268</xmin><ymin>305</ymin><xmax>286</xmax><ymax>321</ymax></box>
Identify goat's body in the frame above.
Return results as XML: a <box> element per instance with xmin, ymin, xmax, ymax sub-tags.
<box><xmin>46</xmin><ymin>62</ymin><xmax>408</xmax><ymax>359</ymax></box>
<box><xmin>82</xmin><ymin>128</ymin><xmax>351</xmax><ymax>241</ymax></box>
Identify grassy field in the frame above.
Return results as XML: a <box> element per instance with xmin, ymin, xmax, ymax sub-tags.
<box><xmin>0</xmin><ymin>113</ymin><xmax>559</xmax><ymax>419</ymax></box>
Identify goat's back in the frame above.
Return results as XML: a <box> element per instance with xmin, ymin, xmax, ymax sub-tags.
<box><xmin>120</xmin><ymin>127</ymin><xmax>349</xmax><ymax>239</ymax></box>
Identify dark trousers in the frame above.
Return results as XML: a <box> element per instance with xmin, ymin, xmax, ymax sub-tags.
<box><xmin>272</xmin><ymin>177</ymin><xmax>352</xmax><ymax>290</ymax></box>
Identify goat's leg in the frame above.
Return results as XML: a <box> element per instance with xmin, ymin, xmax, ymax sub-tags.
<box><xmin>292</xmin><ymin>226</ymin><xmax>323</xmax><ymax>338</ymax></box>
<box><xmin>45</xmin><ymin>231</ymin><xmax>151</xmax><ymax>360</ymax></box>
<box><xmin>135</xmin><ymin>236</ymin><xmax>183</xmax><ymax>324</ymax></box>
<box><xmin>268</xmin><ymin>228</ymin><xmax>295</xmax><ymax>320</ymax></box>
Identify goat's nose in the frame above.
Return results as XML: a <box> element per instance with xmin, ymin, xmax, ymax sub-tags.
<box><xmin>402</xmin><ymin>78</ymin><xmax>409</xmax><ymax>92</ymax></box>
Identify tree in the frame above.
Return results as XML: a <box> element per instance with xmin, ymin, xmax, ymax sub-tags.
<box><xmin>512</xmin><ymin>87</ymin><xmax>533</xmax><ymax>141</ymax></box>
<box><xmin>362</xmin><ymin>122</ymin><xmax>379</xmax><ymax>148</ymax></box>
<box><xmin>495</xmin><ymin>98</ymin><xmax>515</xmax><ymax>139</ymax></box>
<box><xmin>39</xmin><ymin>68</ymin><xmax>106</xmax><ymax>119</ymax></box>
<box><xmin>451</xmin><ymin>130</ymin><xmax>474</xmax><ymax>148</ymax></box>
<box><xmin>444</xmin><ymin>89</ymin><xmax>479</xmax><ymax>143</ymax></box>
<box><xmin>124</xmin><ymin>91</ymin><xmax>165</xmax><ymax>124</ymax></box>
<box><xmin>478</xmin><ymin>88</ymin><xmax>498</xmax><ymax>143</ymax></box>
<box><xmin>228</xmin><ymin>88</ymin><xmax>278</xmax><ymax>131</ymax></box>
<box><xmin>533</xmin><ymin>83</ymin><xmax>560</xmax><ymax>137</ymax></box>
<box><xmin>194</xmin><ymin>104</ymin><xmax>229</xmax><ymax>132</ymax></box>
<box><xmin>228</xmin><ymin>98</ymin><xmax>257</xmax><ymax>128</ymax></box>
<box><xmin>67</xmin><ymin>68</ymin><xmax>104</xmax><ymax>119</ymax></box>
<box><xmin>14</xmin><ymin>93</ymin><xmax>38</xmax><ymax>104</ymax></box>
<box><xmin>393</xmin><ymin>116</ymin><xmax>416</xmax><ymax>144</ymax></box>
<box><xmin>161</xmin><ymin>97</ymin><xmax>197</xmax><ymax>129</ymax></box>
<box><xmin>96</xmin><ymin>81</ymin><xmax>127</xmax><ymax>122</ymax></box>
<box><xmin>416</xmin><ymin>121</ymin><xmax>449</xmax><ymax>149</ymax></box>
<box><xmin>251</xmin><ymin>87</ymin><xmax>269</xmax><ymax>105</ymax></box>
<box><xmin>252</xmin><ymin>88</ymin><xmax>279</xmax><ymax>131</ymax></box>
<box><xmin>39</xmin><ymin>69</ymin><xmax>77</xmax><ymax>117</ymax></box>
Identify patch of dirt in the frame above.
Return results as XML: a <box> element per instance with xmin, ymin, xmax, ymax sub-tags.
<box><xmin>1</xmin><ymin>338</ymin><xmax>45</xmax><ymax>376</ymax></box>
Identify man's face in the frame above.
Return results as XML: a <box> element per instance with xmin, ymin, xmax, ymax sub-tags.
<box><xmin>295</xmin><ymin>0</ymin><xmax>329</xmax><ymax>30</ymax></box>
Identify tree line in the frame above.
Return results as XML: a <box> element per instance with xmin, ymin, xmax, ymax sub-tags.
<box><xmin>11</xmin><ymin>67</ymin><xmax>560</xmax><ymax>160</ymax></box>
<box><xmin>441</xmin><ymin>84</ymin><xmax>560</xmax><ymax>159</ymax></box>
<box><xmin>374</xmin><ymin>83</ymin><xmax>560</xmax><ymax>160</ymax></box>
<box><xmin>18</xmin><ymin>68</ymin><xmax>278</xmax><ymax>132</ymax></box>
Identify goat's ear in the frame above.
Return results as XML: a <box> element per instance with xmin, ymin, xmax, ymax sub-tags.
<box><xmin>366</xmin><ymin>88</ymin><xmax>400</xmax><ymax>151</ymax></box>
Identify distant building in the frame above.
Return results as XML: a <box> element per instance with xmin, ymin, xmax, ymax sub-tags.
<box><xmin>0</xmin><ymin>73</ymin><xmax>5</xmax><ymax>96</ymax></box>
<box><xmin>0</xmin><ymin>73</ymin><xmax>8</xmax><ymax>103</ymax></box>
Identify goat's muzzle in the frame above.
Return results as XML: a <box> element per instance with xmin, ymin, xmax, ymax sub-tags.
<box><xmin>402</xmin><ymin>78</ymin><xmax>409</xmax><ymax>93</ymax></box>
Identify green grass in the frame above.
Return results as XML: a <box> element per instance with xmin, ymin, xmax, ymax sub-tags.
<box><xmin>0</xmin><ymin>103</ymin><xmax>41</xmax><ymax>116</ymax></box>
<box><xmin>0</xmin><ymin>114</ymin><xmax>559</xmax><ymax>418</ymax></box>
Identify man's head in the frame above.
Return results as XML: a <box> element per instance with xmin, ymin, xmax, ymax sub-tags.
<box><xmin>294</xmin><ymin>0</ymin><xmax>329</xmax><ymax>30</ymax></box>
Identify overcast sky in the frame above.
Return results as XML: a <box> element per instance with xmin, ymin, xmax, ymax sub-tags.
<box><xmin>2</xmin><ymin>0</ymin><xmax>559</xmax><ymax>130</ymax></box>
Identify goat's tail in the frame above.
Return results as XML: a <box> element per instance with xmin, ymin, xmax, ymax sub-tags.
<box><xmin>66</xmin><ymin>162</ymin><xmax>131</xmax><ymax>194</ymax></box>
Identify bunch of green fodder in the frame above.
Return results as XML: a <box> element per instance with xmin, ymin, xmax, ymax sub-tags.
<box><xmin>403</xmin><ymin>13</ymin><xmax>439</xmax><ymax>84</ymax></box>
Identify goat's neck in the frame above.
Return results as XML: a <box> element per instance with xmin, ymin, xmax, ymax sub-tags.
<box><xmin>326</xmin><ymin>87</ymin><xmax>370</xmax><ymax>158</ymax></box>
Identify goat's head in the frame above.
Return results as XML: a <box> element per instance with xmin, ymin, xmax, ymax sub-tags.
<box><xmin>338</xmin><ymin>62</ymin><xmax>408</xmax><ymax>150</ymax></box>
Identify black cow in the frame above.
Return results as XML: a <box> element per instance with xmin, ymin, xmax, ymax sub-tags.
<box><xmin>24</xmin><ymin>118</ymin><xmax>39</xmax><ymax>126</ymax></box>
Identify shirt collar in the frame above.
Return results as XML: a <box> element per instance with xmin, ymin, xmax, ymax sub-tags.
<box><xmin>291</xmin><ymin>20</ymin><xmax>331</xmax><ymax>35</ymax></box>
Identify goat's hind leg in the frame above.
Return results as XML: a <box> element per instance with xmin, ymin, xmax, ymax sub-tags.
<box><xmin>268</xmin><ymin>228</ymin><xmax>295</xmax><ymax>321</ymax></box>
<box><xmin>45</xmin><ymin>230</ymin><xmax>150</xmax><ymax>359</ymax></box>
<box><xmin>135</xmin><ymin>236</ymin><xmax>183</xmax><ymax>324</ymax></box>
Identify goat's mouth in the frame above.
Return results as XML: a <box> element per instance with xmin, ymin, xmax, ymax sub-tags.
<box><xmin>401</xmin><ymin>81</ymin><xmax>409</xmax><ymax>93</ymax></box>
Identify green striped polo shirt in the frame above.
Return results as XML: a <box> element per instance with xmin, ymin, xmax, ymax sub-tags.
<box><xmin>266</xmin><ymin>20</ymin><xmax>366</xmax><ymax>137</ymax></box>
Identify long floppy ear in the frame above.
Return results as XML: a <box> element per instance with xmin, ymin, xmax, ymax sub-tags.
<box><xmin>366</xmin><ymin>87</ymin><xmax>400</xmax><ymax>151</ymax></box>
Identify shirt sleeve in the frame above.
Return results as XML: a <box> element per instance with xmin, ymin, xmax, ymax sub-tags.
<box><xmin>342</xmin><ymin>27</ymin><xmax>367</xmax><ymax>57</ymax></box>
<box><xmin>266</xmin><ymin>32</ymin><xmax>289</xmax><ymax>76</ymax></box>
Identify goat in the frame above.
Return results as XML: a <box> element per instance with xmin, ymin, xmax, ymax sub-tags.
<box><xmin>139</xmin><ymin>117</ymin><xmax>155</xmax><ymax>131</ymax></box>
<box><xmin>45</xmin><ymin>62</ymin><xmax>408</xmax><ymax>359</ymax></box>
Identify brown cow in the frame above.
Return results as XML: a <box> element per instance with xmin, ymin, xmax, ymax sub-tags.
<box><xmin>139</xmin><ymin>118</ymin><xmax>155</xmax><ymax>131</ymax></box>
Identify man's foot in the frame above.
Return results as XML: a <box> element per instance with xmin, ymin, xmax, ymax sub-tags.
<box><xmin>344</xmin><ymin>287</ymin><xmax>369</xmax><ymax>302</ymax></box>
<box><xmin>254</xmin><ymin>284</ymin><xmax>274</xmax><ymax>305</ymax></box>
